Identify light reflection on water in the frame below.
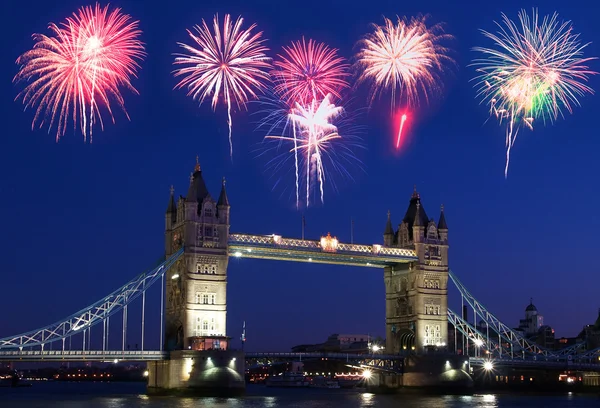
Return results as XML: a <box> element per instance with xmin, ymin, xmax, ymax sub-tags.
<box><xmin>0</xmin><ymin>383</ymin><xmax>598</xmax><ymax>407</ymax></box>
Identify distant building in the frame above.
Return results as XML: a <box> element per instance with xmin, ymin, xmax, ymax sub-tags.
<box><xmin>577</xmin><ymin>309</ymin><xmax>600</xmax><ymax>350</ymax></box>
<box><xmin>517</xmin><ymin>299</ymin><xmax>544</xmax><ymax>336</ymax></box>
<box><xmin>536</xmin><ymin>325</ymin><xmax>555</xmax><ymax>349</ymax></box>
<box><xmin>291</xmin><ymin>334</ymin><xmax>371</xmax><ymax>353</ymax></box>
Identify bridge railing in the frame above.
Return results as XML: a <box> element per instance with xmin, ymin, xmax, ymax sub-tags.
<box><xmin>228</xmin><ymin>234</ymin><xmax>416</xmax><ymax>258</ymax></box>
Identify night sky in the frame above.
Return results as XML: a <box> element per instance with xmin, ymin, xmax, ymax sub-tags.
<box><xmin>1</xmin><ymin>0</ymin><xmax>598</xmax><ymax>353</ymax></box>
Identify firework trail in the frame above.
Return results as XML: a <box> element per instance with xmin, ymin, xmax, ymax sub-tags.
<box><xmin>14</xmin><ymin>3</ymin><xmax>145</xmax><ymax>142</ymax></box>
<box><xmin>396</xmin><ymin>113</ymin><xmax>407</xmax><ymax>148</ymax></box>
<box><xmin>472</xmin><ymin>9</ymin><xmax>597</xmax><ymax>177</ymax></box>
<box><xmin>264</xmin><ymin>94</ymin><xmax>360</xmax><ymax>207</ymax></box>
<box><xmin>272</xmin><ymin>38</ymin><xmax>350</xmax><ymax>106</ymax></box>
<box><xmin>173</xmin><ymin>14</ymin><xmax>271</xmax><ymax>158</ymax></box>
<box><xmin>355</xmin><ymin>15</ymin><xmax>452</xmax><ymax>110</ymax></box>
<box><xmin>268</xmin><ymin>38</ymin><xmax>349</xmax><ymax>205</ymax></box>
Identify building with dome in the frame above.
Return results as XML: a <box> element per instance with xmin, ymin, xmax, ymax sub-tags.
<box><xmin>517</xmin><ymin>299</ymin><xmax>544</xmax><ymax>336</ymax></box>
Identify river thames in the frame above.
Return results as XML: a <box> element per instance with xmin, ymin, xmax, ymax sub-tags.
<box><xmin>1</xmin><ymin>382</ymin><xmax>599</xmax><ymax>407</ymax></box>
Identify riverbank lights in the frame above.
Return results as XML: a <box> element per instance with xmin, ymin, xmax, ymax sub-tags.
<box><xmin>483</xmin><ymin>361</ymin><xmax>493</xmax><ymax>371</ymax></box>
<box><xmin>320</xmin><ymin>233</ymin><xmax>338</xmax><ymax>252</ymax></box>
<box><xmin>362</xmin><ymin>369</ymin><xmax>372</xmax><ymax>379</ymax></box>
<box><xmin>143</xmin><ymin>370</ymin><xmax>149</xmax><ymax>377</ymax></box>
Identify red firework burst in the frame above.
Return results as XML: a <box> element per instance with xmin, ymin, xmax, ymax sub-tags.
<box><xmin>272</xmin><ymin>38</ymin><xmax>349</xmax><ymax>106</ymax></box>
<box><xmin>14</xmin><ymin>3</ymin><xmax>146</xmax><ymax>142</ymax></box>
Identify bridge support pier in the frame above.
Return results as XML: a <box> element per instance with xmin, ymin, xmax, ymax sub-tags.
<box><xmin>147</xmin><ymin>350</ymin><xmax>245</xmax><ymax>396</ymax></box>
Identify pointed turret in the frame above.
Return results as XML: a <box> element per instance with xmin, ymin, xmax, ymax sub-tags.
<box><xmin>166</xmin><ymin>185</ymin><xmax>176</xmax><ymax>214</ymax></box>
<box><xmin>438</xmin><ymin>204</ymin><xmax>448</xmax><ymax>230</ymax></box>
<box><xmin>165</xmin><ymin>185</ymin><xmax>177</xmax><ymax>230</ymax></box>
<box><xmin>438</xmin><ymin>204</ymin><xmax>448</xmax><ymax>241</ymax></box>
<box><xmin>217</xmin><ymin>177</ymin><xmax>230</xmax><ymax>207</ymax></box>
<box><xmin>412</xmin><ymin>201</ymin><xmax>425</xmax><ymax>243</ymax></box>
<box><xmin>186</xmin><ymin>172</ymin><xmax>197</xmax><ymax>203</ymax></box>
<box><xmin>186</xmin><ymin>156</ymin><xmax>211</xmax><ymax>205</ymax></box>
<box><xmin>384</xmin><ymin>210</ymin><xmax>394</xmax><ymax>246</ymax></box>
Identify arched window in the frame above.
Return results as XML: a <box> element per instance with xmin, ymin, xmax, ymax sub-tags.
<box><xmin>204</xmin><ymin>207</ymin><xmax>213</xmax><ymax>218</ymax></box>
<box><xmin>202</xmin><ymin>320</ymin><xmax>209</xmax><ymax>331</ymax></box>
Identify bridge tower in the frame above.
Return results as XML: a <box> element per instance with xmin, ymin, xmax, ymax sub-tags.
<box><xmin>164</xmin><ymin>157</ymin><xmax>230</xmax><ymax>351</ymax></box>
<box><xmin>384</xmin><ymin>187</ymin><xmax>449</xmax><ymax>354</ymax></box>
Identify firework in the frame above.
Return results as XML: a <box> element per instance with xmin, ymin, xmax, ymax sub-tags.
<box><xmin>264</xmin><ymin>94</ymin><xmax>359</xmax><ymax>207</ymax></box>
<box><xmin>173</xmin><ymin>14</ymin><xmax>271</xmax><ymax>158</ymax></box>
<box><xmin>355</xmin><ymin>15</ymin><xmax>452</xmax><ymax>109</ymax></box>
<box><xmin>396</xmin><ymin>113</ymin><xmax>407</xmax><ymax>149</ymax></box>
<box><xmin>14</xmin><ymin>3</ymin><xmax>145</xmax><ymax>142</ymax></box>
<box><xmin>472</xmin><ymin>9</ymin><xmax>596</xmax><ymax>177</ymax></box>
<box><xmin>272</xmin><ymin>38</ymin><xmax>349</xmax><ymax>106</ymax></box>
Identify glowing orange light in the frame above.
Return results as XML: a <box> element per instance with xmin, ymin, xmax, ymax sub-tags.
<box><xmin>320</xmin><ymin>232</ymin><xmax>339</xmax><ymax>252</ymax></box>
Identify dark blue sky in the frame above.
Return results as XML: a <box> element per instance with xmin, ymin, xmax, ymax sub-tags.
<box><xmin>1</xmin><ymin>0</ymin><xmax>598</xmax><ymax>352</ymax></box>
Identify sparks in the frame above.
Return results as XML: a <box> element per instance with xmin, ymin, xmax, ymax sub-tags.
<box><xmin>472</xmin><ymin>9</ymin><xmax>597</xmax><ymax>177</ymax></box>
<box><xmin>355</xmin><ymin>15</ymin><xmax>452</xmax><ymax>109</ymax></box>
<box><xmin>173</xmin><ymin>14</ymin><xmax>272</xmax><ymax>158</ymax></box>
<box><xmin>272</xmin><ymin>38</ymin><xmax>349</xmax><ymax>106</ymax></box>
<box><xmin>264</xmin><ymin>94</ymin><xmax>359</xmax><ymax>208</ymax></box>
<box><xmin>14</xmin><ymin>3</ymin><xmax>145</xmax><ymax>142</ymax></box>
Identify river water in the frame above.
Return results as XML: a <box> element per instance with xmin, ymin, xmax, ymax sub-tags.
<box><xmin>1</xmin><ymin>382</ymin><xmax>599</xmax><ymax>407</ymax></box>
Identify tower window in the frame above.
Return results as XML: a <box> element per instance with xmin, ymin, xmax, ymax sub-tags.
<box><xmin>210</xmin><ymin>265</ymin><xmax>217</xmax><ymax>274</ymax></box>
<box><xmin>204</xmin><ymin>207</ymin><xmax>212</xmax><ymax>218</ymax></box>
<box><xmin>205</xmin><ymin>227</ymin><xmax>212</xmax><ymax>237</ymax></box>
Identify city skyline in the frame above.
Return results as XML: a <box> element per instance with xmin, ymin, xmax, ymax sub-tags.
<box><xmin>1</xmin><ymin>0</ymin><xmax>599</xmax><ymax>352</ymax></box>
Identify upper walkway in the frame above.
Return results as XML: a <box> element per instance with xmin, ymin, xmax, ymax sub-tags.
<box><xmin>228</xmin><ymin>234</ymin><xmax>417</xmax><ymax>267</ymax></box>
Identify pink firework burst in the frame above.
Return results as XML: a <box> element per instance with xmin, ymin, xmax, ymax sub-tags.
<box><xmin>173</xmin><ymin>14</ymin><xmax>272</xmax><ymax>158</ymax></box>
<box><xmin>14</xmin><ymin>3</ymin><xmax>146</xmax><ymax>142</ymax></box>
<box><xmin>272</xmin><ymin>38</ymin><xmax>350</xmax><ymax>106</ymax></box>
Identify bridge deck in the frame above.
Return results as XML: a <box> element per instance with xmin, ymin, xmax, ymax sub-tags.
<box><xmin>245</xmin><ymin>352</ymin><xmax>404</xmax><ymax>361</ymax></box>
<box><xmin>228</xmin><ymin>234</ymin><xmax>417</xmax><ymax>267</ymax></box>
<box><xmin>0</xmin><ymin>350</ymin><xmax>167</xmax><ymax>362</ymax></box>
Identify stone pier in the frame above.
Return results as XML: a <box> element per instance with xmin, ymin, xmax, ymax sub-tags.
<box><xmin>147</xmin><ymin>350</ymin><xmax>245</xmax><ymax>396</ymax></box>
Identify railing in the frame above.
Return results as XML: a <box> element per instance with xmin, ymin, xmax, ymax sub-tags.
<box><xmin>245</xmin><ymin>352</ymin><xmax>404</xmax><ymax>360</ymax></box>
<box><xmin>0</xmin><ymin>350</ymin><xmax>168</xmax><ymax>361</ymax></box>
<box><xmin>228</xmin><ymin>234</ymin><xmax>416</xmax><ymax>258</ymax></box>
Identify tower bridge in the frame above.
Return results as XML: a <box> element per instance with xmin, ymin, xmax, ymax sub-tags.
<box><xmin>1</xmin><ymin>158</ymin><xmax>600</xmax><ymax>394</ymax></box>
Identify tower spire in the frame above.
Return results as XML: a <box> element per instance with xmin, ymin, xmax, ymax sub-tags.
<box><xmin>218</xmin><ymin>176</ymin><xmax>230</xmax><ymax>207</ymax></box>
<box><xmin>413</xmin><ymin>202</ymin><xmax>423</xmax><ymax>227</ymax></box>
<box><xmin>195</xmin><ymin>155</ymin><xmax>201</xmax><ymax>172</ymax></box>
<box><xmin>186</xmin><ymin>172</ymin><xmax>197</xmax><ymax>202</ymax></box>
<box><xmin>384</xmin><ymin>210</ymin><xmax>393</xmax><ymax>235</ymax></box>
<box><xmin>438</xmin><ymin>204</ymin><xmax>448</xmax><ymax>230</ymax></box>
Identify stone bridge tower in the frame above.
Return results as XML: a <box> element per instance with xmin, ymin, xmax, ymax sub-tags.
<box><xmin>163</xmin><ymin>157</ymin><xmax>230</xmax><ymax>351</ymax></box>
<box><xmin>383</xmin><ymin>187</ymin><xmax>449</xmax><ymax>354</ymax></box>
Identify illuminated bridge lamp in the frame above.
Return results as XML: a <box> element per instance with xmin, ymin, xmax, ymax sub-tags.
<box><xmin>483</xmin><ymin>361</ymin><xmax>494</xmax><ymax>371</ymax></box>
<box><xmin>320</xmin><ymin>233</ymin><xmax>338</xmax><ymax>253</ymax></box>
<box><xmin>362</xmin><ymin>369</ymin><xmax>372</xmax><ymax>379</ymax></box>
<box><xmin>272</xmin><ymin>235</ymin><xmax>282</xmax><ymax>244</ymax></box>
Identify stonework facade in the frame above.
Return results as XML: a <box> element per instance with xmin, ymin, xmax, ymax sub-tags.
<box><xmin>384</xmin><ymin>188</ymin><xmax>449</xmax><ymax>353</ymax></box>
<box><xmin>164</xmin><ymin>159</ymin><xmax>230</xmax><ymax>350</ymax></box>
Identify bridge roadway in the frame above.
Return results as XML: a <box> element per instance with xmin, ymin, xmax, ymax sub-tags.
<box><xmin>0</xmin><ymin>350</ymin><xmax>403</xmax><ymax>363</ymax></box>
<box><xmin>227</xmin><ymin>233</ymin><xmax>417</xmax><ymax>267</ymax></box>
<box><xmin>470</xmin><ymin>357</ymin><xmax>600</xmax><ymax>371</ymax></box>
